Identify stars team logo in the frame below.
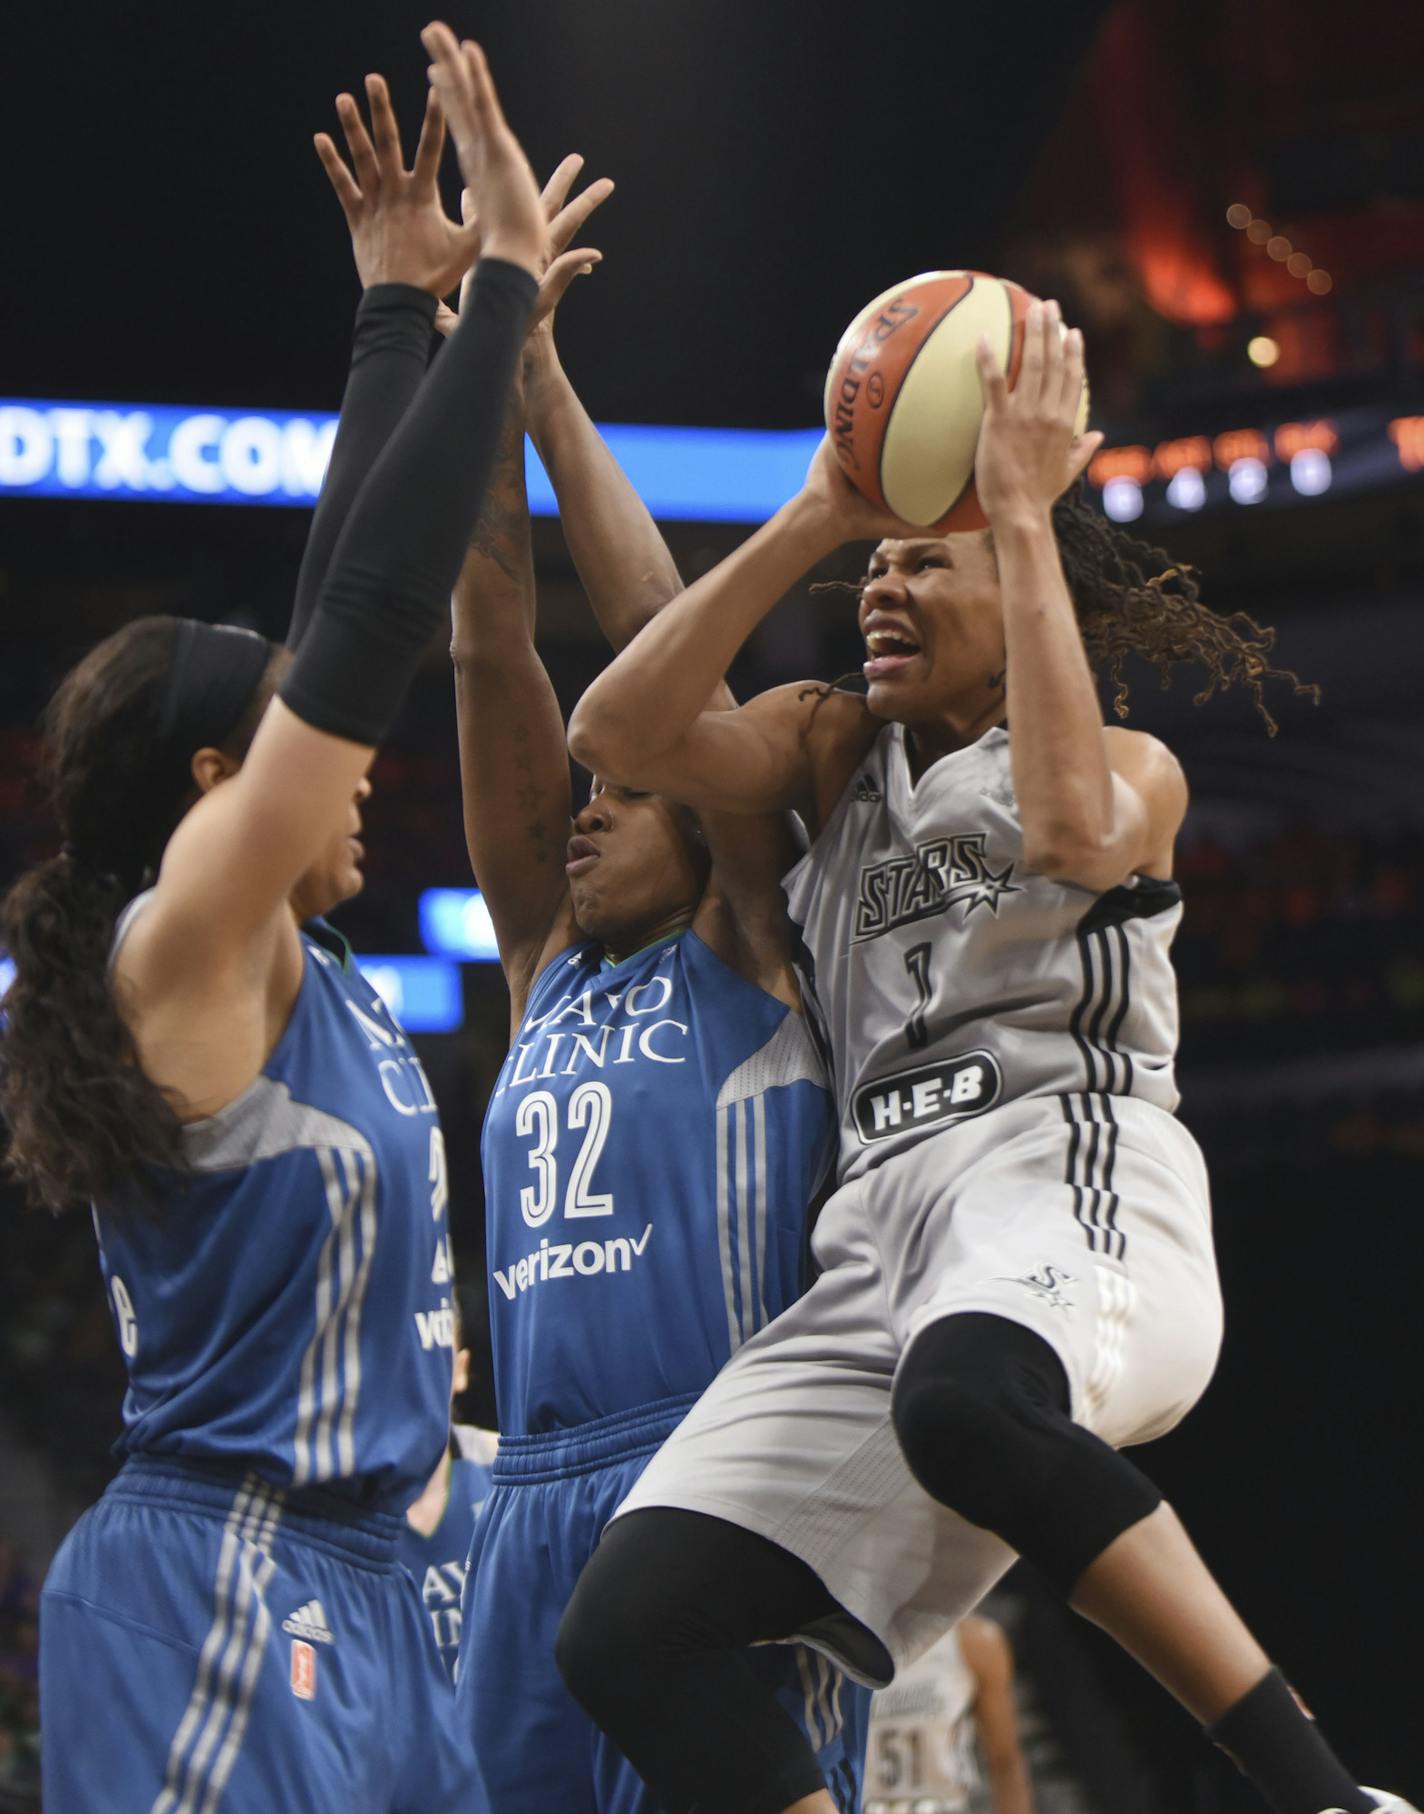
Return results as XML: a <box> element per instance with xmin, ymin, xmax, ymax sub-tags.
<box><xmin>998</xmin><ymin>1264</ymin><xmax>1078</xmax><ymax>1311</ymax></box>
<box><xmin>854</xmin><ymin>833</ymin><xmax>1021</xmax><ymax>941</ymax></box>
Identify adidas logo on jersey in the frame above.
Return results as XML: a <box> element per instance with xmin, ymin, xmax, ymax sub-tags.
<box><xmin>854</xmin><ymin>774</ymin><xmax>882</xmax><ymax>803</ymax></box>
<box><xmin>282</xmin><ymin>1600</ymin><xmax>334</xmax><ymax>1645</ymax></box>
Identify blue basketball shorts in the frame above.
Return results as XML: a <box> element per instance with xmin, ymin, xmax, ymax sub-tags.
<box><xmin>456</xmin><ymin>1394</ymin><xmax>868</xmax><ymax>1813</ymax></box>
<box><xmin>40</xmin><ymin>1456</ymin><xmax>483</xmax><ymax>1813</ymax></box>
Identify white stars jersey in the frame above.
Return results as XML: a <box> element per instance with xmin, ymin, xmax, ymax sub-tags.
<box><xmin>865</xmin><ymin>1625</ymin><xmax>980</xmax><ymax>1812</ymax></box>
<box><xmin>785</xmin><ymin>723</ymin><xmax>1183</xmax><ymax>1182</ymax></box>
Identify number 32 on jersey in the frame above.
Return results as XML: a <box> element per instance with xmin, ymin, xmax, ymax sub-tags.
<box><xmin>514</xmin><ymin>1082</ymin><xmax>615</xmax><ymax>1227</ymax></box>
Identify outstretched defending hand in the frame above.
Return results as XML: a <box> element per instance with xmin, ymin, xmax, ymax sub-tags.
<box><xmin>420</xmin><ymin>23</ymin><xmax>544</xmax><ymax>276</ymax></box>
<box><xmin>433</xmin><ymin>154</ymin><xmax>614</xmax><ymax>340</ymax></box>
<box><xmin>973</xmin><ymin>299</ymin><xmax>1104</xmax><ymax>525</ymax></box>
<box><xmin>314</xmin><ymin>75</ymin><xmax>480</xmax><ymax>296</ymax></box>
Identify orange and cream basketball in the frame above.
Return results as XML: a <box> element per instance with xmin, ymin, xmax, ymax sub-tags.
<box><xmin>824</xmin><ymin>269</ymin><xmax>1090</xmax><ymax>530</ymax></box>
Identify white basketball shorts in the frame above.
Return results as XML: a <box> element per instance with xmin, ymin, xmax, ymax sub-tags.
<box><xmin>615</xmin><ymin>1091</ymin><xmax>1223</xmax><ymax>1682</ymax></box>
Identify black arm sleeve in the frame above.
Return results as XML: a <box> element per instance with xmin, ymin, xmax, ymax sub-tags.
<box><xmin>279</xmin><ymin>258</ymin><xmax>537</xmax><ymax>745</ymax></box>
<box><xmin>286</xmin><ymin>283</ymin><xmax>437</xmax><ymax>655</ymax></box>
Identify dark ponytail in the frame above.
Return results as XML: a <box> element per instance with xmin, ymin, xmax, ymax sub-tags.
<box><xmin>1</xmin><ymin>617</ymin><xmax>277</xmax><ymax>1214</ymax></box>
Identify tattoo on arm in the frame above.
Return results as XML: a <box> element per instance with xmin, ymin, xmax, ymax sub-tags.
<box><xmin>468</xmin><ymin>394</ymin><xmax>532</xmax><ymax>592</ymax></box>
<box><xmin>508</xmin><ymin>718</ymin><xmax>555</xmax><ymax>866</ymax></box>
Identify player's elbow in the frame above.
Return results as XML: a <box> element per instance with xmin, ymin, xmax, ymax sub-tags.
<box><xmin>567</xmin><ymin>694</ymin><xmax>640</xmax><ymax>782</ymax></box>
<box><xmin>1021</xmin><ymin>819</ymin><xmax>1113</xmax><ymax>884</ymax></box>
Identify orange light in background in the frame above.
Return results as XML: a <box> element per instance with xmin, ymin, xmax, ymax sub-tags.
<box><xmin>1246</xmin><ymin>219</ymin><xmax>1272</xmax><ymax>245</ymax></box>
<box><xmin>1287</xmin><ymin>252</ymin><xmax>1313</xmax><ymax>278</ymax></box>
<box><xmin>1275</xmin><ymin>421</ymin><xmax>1340</xmax><ymax>459</ymax></box>
<box><xmin>1214</xmin><ymin>429</ymin><xmax>1271</xmax><ymax>469</ymax></box>
<box><xmin>1389</xmin><ymin>418</ymin><xmax>1424</xmax><ymax>472</ymax></box>
<box><xmin>1088</xmin><ymin>445</ymin><xmax>1154</xmax><ymax>487</ymax></box>
<box><xmin>1153</xmin><ymin>436</ymin><xmax>1213</xmax><ymax>478</ymax></box>
<box><xmin>1247</xmin><ymin>336</ymin><xmax>1280</xmax><ymax>367</ymax></box>
<box><xmin>1266</xmin><ymin>236</ymin><xmax>1292</xmax><ymax>261</ymax></box>
<box><xmin>1306</xmin><ymin>269</ymin><xmax>1334</xmax><ymax>294</ymax></box>
<box><xmin>1226</xmin><ymin>203</ymin><xmax>1252</xmax><ymax>229</ymax></box>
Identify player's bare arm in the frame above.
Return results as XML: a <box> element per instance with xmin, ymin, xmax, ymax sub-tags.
<box><xmin>566</xmin><ymin>462</ymin><xmax>898</xmax><ymax>827</ymax></box>
<box><xmin>518</xmin><ymin>238</ymin><xmax>828</xmax><ymax>1005</ymax></box>
<box><xmin>973</xmin><ymin>302</ymin><xmax>1179</xmax><ymax>892</ymax></box>
<box><xmin>959</xmin><ymin>1616</ymin><xmax>1035</xmax><ymax>1814</ymax></box>
<box><xmin>451</xmin><ymin>377</ymin><xmax>577</xmax><ymax>1022</ymax></box>
<box><xmin>446</xmin><ymin>156</ymin><xmax>615</xmax><ymax>1021</ymax></box>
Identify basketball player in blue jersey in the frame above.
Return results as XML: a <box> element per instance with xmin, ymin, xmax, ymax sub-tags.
<box><xmin>426</xmin><ymin>163</ymin><xmax>867</xmax><ymax>1812</ymax></box>
<box><xmin>1</xmin><ymin>31</ymin><xmax>546</xmax><ymax>1810</ymax></box>
<box><xmin>400</xmin><ymin>1297</ymin><xmax>498</xmax><ymax>1684</ymax></box>
<box><xmin>558</xmin><ymin>304</ymin><xmax>1417</xmax><ymax>1814</ymax></box>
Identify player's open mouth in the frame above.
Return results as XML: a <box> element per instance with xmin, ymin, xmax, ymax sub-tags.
<box><xmin>566</xmin><ymin>835</ymin><xmax>601</xmax><ymax>876</ymax></box>
<box><xmin>863</xmin><ymin>625</ymin><xmax>922</xmax><ymax>680</ymax></box>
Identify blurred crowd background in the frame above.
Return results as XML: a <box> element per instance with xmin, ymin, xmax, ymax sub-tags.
<box><xmin>2</xmin><ymin>0</ymin><xmax>1420</xmax><ymax>1806</ymax></box>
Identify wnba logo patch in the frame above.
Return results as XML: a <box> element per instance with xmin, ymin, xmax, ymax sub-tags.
<box><xmin>290</xmin><ymin>1639</ymin><xmax>317</xmax><ymax>1701</ymax></box>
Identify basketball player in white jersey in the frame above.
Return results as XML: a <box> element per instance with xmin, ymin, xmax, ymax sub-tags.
<box><xmin>553</xmin><ymin>303</ymin><xmax>1415</xmax><ymax>1814</ymax></box>
<box><xmin>866</xmin><ymin>1615</ymin><xmax>1032</xmax><ymax>1814</ymax></box>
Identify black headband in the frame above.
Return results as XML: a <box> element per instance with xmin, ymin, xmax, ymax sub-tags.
<box><xmin>157</xmin><ymin>621</ymin><xmax>274</xmax><ymax>778</ymax></box>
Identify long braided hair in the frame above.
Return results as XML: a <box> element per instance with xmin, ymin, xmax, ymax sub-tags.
<box><xmin>811</xmin><ymin>483</ymin><xmax>1317</xmax><ymax>733</ymax></box>
<box><xmin>1051</xmin><ymin>484</ymin><xmax>1316</xmax><ymax>734</ymax></box>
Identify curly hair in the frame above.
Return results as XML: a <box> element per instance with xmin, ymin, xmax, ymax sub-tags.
<box><xmin>1050</xmin><ymin>484</ymin><xmax>1317</xmax><ymax>735</ymax></box>
<box><xmin>1</xmin><ymin>618</ymin><xmax>280</xmax><ymax>1214</ymax></box>
<box><xmin>811</xmin><ymin>484</ymin><xmax>1318</xmax><ymax>734</ymax></box>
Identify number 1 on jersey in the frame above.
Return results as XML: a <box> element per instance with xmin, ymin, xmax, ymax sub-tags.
<box><xmin>903</xmin><ymin>942</ymin><xmax>934</xmax><ymax>1050</ymax></box>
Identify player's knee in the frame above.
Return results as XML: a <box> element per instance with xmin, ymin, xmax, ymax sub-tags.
<box><xmin>557</xmin><ymin>1547</ymin><xmax>640</xmax><ymax>1711</ymax></box>
<box><xmin>890</xmin><ymin>1312</ymin><xmax>1071</xmax><ymax>1529</ymax></box>
<box><xmin>557</xmin><ymin>1513</ymin><xmax>682</xmax><ymax>1713</ymax></box>
<box><xmin>893</xmin><ymin>1368</ymin><xmax>1033</xmax><ymax>1529</ymax></box>
<box><xmin>890</xmin><ymin>1312</ymin><xmax>1164</xmax><ymax>1592</ymax></box>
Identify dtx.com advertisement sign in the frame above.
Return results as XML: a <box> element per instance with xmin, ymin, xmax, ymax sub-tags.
<box><xmin>0</xmin><ymin>401</ymin><xmax>338</xmax><ymax>506</ymax></box>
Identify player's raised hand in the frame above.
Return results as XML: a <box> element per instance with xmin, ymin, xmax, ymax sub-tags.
<box><xmin>433</xmin><ymin>154</ymin><xmax>614</xmax><ymax>340</ymax></box>
<box><xmin>799</xmin><ymin>434</ymin><xmax>929</xmax><ymax>549</ymax></box>
<box><xmin>314</xmin><ymin>75</ymin><xmax>481</xmax><ymax>296</ymax></box>
<box><xmin>420</xmin><ymin>23</ymin><xmax>544</xmax><ymax>276</ymax></box>
<box><xmin>972</xmin><ymin>299</ymin><xmax>1103</xmax><ymax>525</ymax></box>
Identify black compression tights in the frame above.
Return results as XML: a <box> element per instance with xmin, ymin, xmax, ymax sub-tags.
<box><xmin>556</xmin><ymin>1509</ymin><xmax>875</xmax><ymax>1814</ymax></box>
<box><xmin>558</xmin><ymin>1317</ymin><xmax>1163</xmax><ymax>1813</ymax></box>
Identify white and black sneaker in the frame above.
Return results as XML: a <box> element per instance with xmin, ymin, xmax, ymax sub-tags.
<box><xmin>1354</xmin><ymin>1793</ymin><xmax>1420</xmax><ymax>1813</ymax></box>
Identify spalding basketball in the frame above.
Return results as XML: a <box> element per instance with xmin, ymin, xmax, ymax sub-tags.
<box><xmin>823</xmin><ymin>270</ymin><xmax>1090</xmax><ymax>530</ymax></box>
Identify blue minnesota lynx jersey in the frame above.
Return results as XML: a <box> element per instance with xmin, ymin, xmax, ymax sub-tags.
<box><xmin>482</xmin><ymin>931</ymin><xmax>835</xmax><ymax>1432</ymax></box>
<box><xmin>94</xmin><ymin>901</ymin><xmax>457</xmax><ymax>1513</ymax></box>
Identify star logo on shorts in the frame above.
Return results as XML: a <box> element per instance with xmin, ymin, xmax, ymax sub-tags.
<box><xmin>998</xmin><ymin>1264</ymin><xmax>1077</xmax><ymax>1310</ymax></box>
